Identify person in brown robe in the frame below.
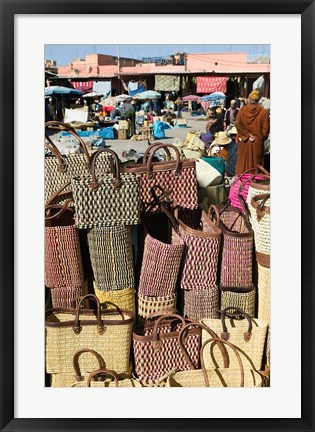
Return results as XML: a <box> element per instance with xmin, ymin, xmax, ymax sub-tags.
<box><xmin>235</xmin><ymin>90</ymin><xmax>270</xmax><ymax>174</ymax></box>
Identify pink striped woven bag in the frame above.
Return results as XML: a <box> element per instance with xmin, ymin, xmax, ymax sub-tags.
<box><xmin>133</xmin><ymin>313</ymin><xmax>201</xmax><ymax>385</ymax></box>
<box><xmin>228</xmin><ymin>165</ymin><xmax>269</xmax><ymax>211</ymax></box>
<box><xmin>209</xmin><ymin>202</ymin><xmax>254</xmax><ymax>290</ymax></box>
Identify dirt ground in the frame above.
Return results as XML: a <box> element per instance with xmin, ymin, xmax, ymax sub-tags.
<box><xmin>48</xmin><ymin>111</ymin><xmax>209</xmax><ymax>163</ymax></box>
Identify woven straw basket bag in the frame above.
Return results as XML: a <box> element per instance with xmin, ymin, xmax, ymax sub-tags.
<box><xmin>209</xmin><ymin>202</ymin><xmax>254</xmax><ymax>290</ymax></box>
<box><xmin>183</xmin><ymin>287</ymin><xmax>219</xmax><ymax>321</ymax></box>
<box><xmin>45</xmin><ymin>294</ymin><xmax>134</xmax><ymax>375</ymax></box>
<box><xmin>197</xmin><ymin>183</ymin><xmax>227</xmax><ymax>213</ymax></box>
<box><xmin>167</xmin><ymin>325</ymin><xmax>262</xmax><ymax>387</ymax></box>
<box><xmin>137</xmin><ymin>294</ymin><xmax>177</xmax><ymax>323</ymax></box>
<box><xmin>250</xmin><ymin>194</ymin><xmax>270</xmax><ymax>266</ymax></box>
<box><xmin>71</xmin><ymin>148</ymin><xmax>141</xmax><ymax>228</ymax></box>
<box><xmin>93</xmin><ymin>283</ymin><xmax>136</xmax><ymax>314</ymax></box>
<box><xmin>125</xmin><ymin>142</ymin><xmax>198</xmax><ymax>212</ymax></box>
<box><xmin>220</xmin><ymin>285</ymin><xmax>256</xmax><ymax>318</ymax></box>
<box><xmin>195</xmin><ymin>158</ymin><xmax>222</xmax><ymax>188</ymax></box>
<box><xmin>50</xmin><ymin>348</ymin><xmax>108</xmax><ymax>388</ymax></box>
<box><xmin>45</xmin><ymin>121</ymin><xmax>111</xmax><ymax>205</ymax></box>
<box><xmin>138</xmin><ymin>199</ymin><xmax>184</xmax><ymax>297</ymax></box>
<box><xmin>178</xmin><ymin>208</ymin><xmax>222</xmax><ymax>291</ymax></box>
<box><xmin>45</xmin><ymin>190</ymin><xmax>85</xmax><ymax>291</ymax></box>
<box><xmin>229</xmin><ymin>164</ymin><xmax>269</xmax><ymax>211</ymax></box>
<box><xmin>133</xmin><ymin>312</ymin><xmax>201</xmax><ymax>385</ymax></box>
<box><xmin>72</xmin><ymin>368</ymin><xmax>142</xmax><ymax>387</ymax></box>
<box><xmin>258</xmin><ymin>263</ymin><xmax>270</xmax><ymax>322</ymax></box>
<box><xmin>200</xmin><ymin>307</ymin><xmax>268</xmax><ymax>371</ymax></box>
<box><xmin>87</xmin><ymin>225</ymin><xmax>135</xmax><ymax>292</ymax></box>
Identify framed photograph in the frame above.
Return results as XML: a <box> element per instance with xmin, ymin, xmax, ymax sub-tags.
<box><xmin>0</xmin><ymin>1</ymin><xmax>314</xmax><ymax>431</ymax></box>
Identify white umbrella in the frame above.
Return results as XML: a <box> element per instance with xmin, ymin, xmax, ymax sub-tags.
<box><xmin>83</xmin><ymin>91</ymin><xmax>103</xmax><ymax>98</ymax></box>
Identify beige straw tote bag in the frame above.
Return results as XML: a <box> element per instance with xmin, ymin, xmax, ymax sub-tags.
<box><xmin>45</xmin><ymin>294</ymin><xmax>134</xmax><ymax>375</ymax></box>
<box><xmin>72</xmin><ymin>368</ymin><xmax>142</xmax><ymax>388</ymax></box>
<box><xmin>167</xmin><ymin>329</ymin><xmax>262</xmax><ymax>387</ymax></box>
<box><xmin>258</xmin><ymin>263</ymin><xmax>270</xmax><ymax>323</ymax></box>
<box><xmin>93</xmin><ymin>283</ymin><xmax>136</xmax><ymax>314</ymax></box>
<box><xmin>45</xmin><ymin>121</ymin><xmax>112</xmax><ymax>205</ymax></box>
<box><xmin>50</xmin><ymin>348</ymin><xmax>106</xmax><ymax>388</ymax></box>
<box><xmin>220</xmin><ymin>285</ymin><xmax>256</xmax><ymax>318</ymax></box>
<box><xmin>250</xmin><ymin>194</ymin><xmax>270</xmax><ymax>267</ymax></box>
<box><xmin>137</xmin><ymin>293</ymin><xmax>177</xmax><ymax>323</ymax></box>
<box><xmin>200</xmin><ymin>307</ymin><xmax>268</xmax><ymax>371</ymax></box>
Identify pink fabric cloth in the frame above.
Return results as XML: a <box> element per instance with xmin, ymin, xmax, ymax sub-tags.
<box><xmin>71</xmin><ymin>81</ymin><xmax>93</xmax><ymax>93</ymax></box>
<box><xmin>196</xmin><ymin>77</ymin><xmax>227</xmax><ymax>94</ymax></box>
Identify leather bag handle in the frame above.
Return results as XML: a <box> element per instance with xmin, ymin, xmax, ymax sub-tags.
<box><xmin>178</xmin><ymin>322</ymin><xmax>229</xmax><ymax>370</ymax></box>
<box><xmin>45</xmin><ymin>120</ymin><xmax>91</xmax><ymax>171</ymax></box>
<box><xmin>151</xmin><ymin>313</ymin><xmax>186</xmax><ymax>351</ymax></box>
<box><xmin>142</xmin><ymin>141</ymin><xmax>172</xmax><ymax>163</ymax></box>
<box><xmin>207</xmin><ymin>205</ymin><xmax>222</xmax><ymax>228</ymax></box>
<box><xmin>146</xmin><ymin>143</ymin><xmax>181</xmax><ymax>179</ymax></box>
<box><xmin>200</xmin><ymin>337</ymin><xmax>245</xmax><ymax>387</ymax></box>
<box><xmin>45</xmin><ymin>201</ymin><xmax>73</xmax><ymax>221</ymax></box>
<box><xmin>89</xmin><ymin>148</ymin><xmax>122</xmax><ymax>190</ymax></box>
<box><xmin>219</xmin><ymin>307</ymin><xmax>253</xmax><ymax>342</ymax></box>
<box><xmin>87</xmin><ymin>368</ymin><xmax>119</xmax><ymax>387</ymax></box>
<box><xmin>73</xmin><ymin>294</ymin><xmax>105</xmax><ymax>335</ymax></box>
<box><xmin>251</xmin><ymin>193</ymin><xmax>270</xmax><ymax>221</ymax></box>
<box><xmin>72</xmin><ymin>349</ymin><xmax>105</xmax><ymax>381</ymax></box>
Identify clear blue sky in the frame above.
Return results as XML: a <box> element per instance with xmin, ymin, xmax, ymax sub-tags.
<box><xmin>45</xmin><ymin>44</ymin><xmax>270</xmax><ymax>65</ymax></box>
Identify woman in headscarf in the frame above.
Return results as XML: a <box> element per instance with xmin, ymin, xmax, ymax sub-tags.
<box><xmin>235</xmin><ymin>90</ymin><xmax>270</xmax><ymax>174</ymax></box>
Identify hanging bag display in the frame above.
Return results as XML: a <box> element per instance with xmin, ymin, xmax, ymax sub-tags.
<box><xmin>45</xmin><ymin>294</ymin><xmax>134</xmax><ymax>375</ymax></box>
<box><xmin>125</xmin><ymin>142</ymin><xmax>198</xmax><ymax>212</ymax></box>
<box><xmin>71</xmin><ymin>148</ymin><xmax>141</xmax><ymax>228</ymax></box>
<box><xmin>133</xmin><ymin>312</ymin><xmax>201</xmax><ymax>385</ymax></box>
<box><xmin>45</xmin><ymin>121</ymin><xmax>112</xmax><ymax>205</ymax></box>
<box><xmin>209</xmin><ymin>202</ymin><xmax>254</xmax><ymax>290</ymax></box>
<box><xmin>200</xmin><ymin>307</ymin><xmax>268</xmax><ymax>371</ymax></box>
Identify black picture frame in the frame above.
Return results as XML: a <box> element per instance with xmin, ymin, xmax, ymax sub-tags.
<box><xmin>0</xmin><ymin>1</ymin><xmax>314</xmax><ymax>431</ymax></box>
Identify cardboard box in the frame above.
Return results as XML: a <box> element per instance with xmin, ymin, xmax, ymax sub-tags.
<box><xmin>118</xmin><ymin>119</ymin><xmax>129</xmax><ymax>130</ymax></box>
<box><xmin>118</xmin><ymin>129</ymin><xmax>128</xmax><ymax>140</ymax></box>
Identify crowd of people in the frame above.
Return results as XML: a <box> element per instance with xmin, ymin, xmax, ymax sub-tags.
<box><xmin>203</xmin><ymin>89</ymin><xmax>270</xmax><ymax>176</ymax></box>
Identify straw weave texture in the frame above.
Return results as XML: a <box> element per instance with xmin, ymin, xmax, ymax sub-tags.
<box><xmin>72</xmin><ymin>172</ymin><xmax>141</xmax><ymax>228</ymax></box>
<box><xmin>45</xmin><ymin>152</ymin><xmax>112</xmax><ymax>205</ymax></box>
<box><xmin>133</xmin><ymin>320</ymin><xmax>200</xmax><ymax>385</ymax></box>
<box><xmin>137</xmin><ymin>294</ymin><xmax>176</xmax><ymax>321</ymax></box>
<box><xmin>200</xmin><ymin>317</ymin><xmax>268</xmax><ymax>371</ymax></box>
<box><xmin>50</xmin><ymin>282</ymin><xmax>88</xmax><ymax>309</ymax></box>
<box><xmin>87</xmin><ymin>226</ymin><xmax>135</xmax><ymax>292</ymax></box>
<box><xmin>229</xmin><ymin>174</ymin><xmax>265</xmax><ymax>211</ymax></box>
<box><xmin>138</xmin><ymin>230</ymin><xmax>184</xmax><ymax>296</ymax></box>
<box><xmin>198</xmin><ymin>183</ymin><xmax>227</xmax><ymax>212</ymax></box>
<box><xmin>249</xmin><ymin>196</ymin><xmax>270</xmax><ymax>256</ymax></box>
<box><xmin>183</xmin><ymin>288</ymin><xmax>219</xmax><ymax>320</ymax></box>
<box><xmin>45</xmin><ymin>225</ymin><xmax>84</xmax><ymax>289</ymax></box>
<box><xmin>46</xmin><ymin>311</ymin><xmax>133</xmax><ymax>374</ymax></box>
<box><xmin>258</xmin><ymin>264</ymin><xmax>270</xmax><ymax>323</ymax></box>
<box><xmin>129</xmin><ymin>165</ymin><xmax>198</xmax><ymax>212</ymax></box>
<box><xmin>220</xmin><ymin>287</ymin><xmax>256</xmax><ymax>318</ymax></box>
<box><xmin>219</xmin><ymin>209</ymin><xmax>253</xmax><ymax>289</ymax></box>
<box><xmin>93</xmin><ymin>284</ymin><xmax>136</xmax><ymax>313</ymax></box>
<box><xmin>180</xmin><ymin>213</ymin><xmax>221</xmax><ymax>290</ymax></box>
<box><xmin>166</xmin><ymin>367</ymin><xmax>262</xmax><ymax>387</ymax></box>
